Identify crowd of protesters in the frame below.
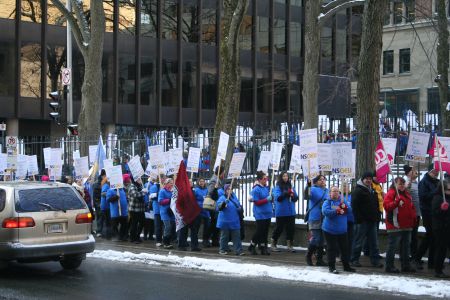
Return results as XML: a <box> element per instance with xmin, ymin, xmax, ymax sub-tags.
<box><xmin>39</xmin><ymin>155</ymin><xmax>449</xmax><ymax>278</ymax></box>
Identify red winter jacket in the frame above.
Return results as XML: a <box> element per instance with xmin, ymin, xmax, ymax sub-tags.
<box><xmin>383</xmin><ymin>188</ymin><xmax>416</xmax><ymax>231</ymax></box>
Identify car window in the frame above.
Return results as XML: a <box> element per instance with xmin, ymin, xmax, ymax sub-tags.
<box><xmin>0</xmin><ymin>189</ymin><xmax>5</xmax><ymax>211</ymax></box>
<box><xmin>16</xmin><ymin>187</ymin><xmax>86</xmax><ymax>213</ymax></box>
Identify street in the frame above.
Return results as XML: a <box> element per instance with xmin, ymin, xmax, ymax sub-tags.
<box><xmin>0</xmin><ymin>256</ymin><xmax>427</xmax><ymax>300</ymax></box>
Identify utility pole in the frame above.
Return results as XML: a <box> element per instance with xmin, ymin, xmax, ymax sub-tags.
<box><xmin>66</xmin><ymin>0</ymin><xmax>73</xmax><ymax>124</ymax></box>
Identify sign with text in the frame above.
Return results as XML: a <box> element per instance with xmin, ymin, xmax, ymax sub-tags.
<box><xmin>318</xmin><ymin>143</ymin><xmax>332</xmax><ymax>172</ymax></box>
<box><xmin>299</xmin><ymin>128</ymin><xmax>319</xmax><ymax>177</ymax></box>
<box><xmin>257</xmin><ymin>151</ymin><xmax>271</xmax><ymax>174</ymax></box>
<box><xmin>332</xmin><ymin>142</ymin><xmax>353</xmax><ymax>177</ymax></box>
<box><xmin>288</xmin><ymin>144</ymin><xmax>302</xmax><ymax>174</ymax></box>
<box><xmin>146</xmin><ymin>145</ymin><xmax>164</xmax><ymax>177</ymax></box>
<box><xmin>74</xmin><ymin>156</ymin><xmax>90</xmax><ymax>179</ymax></box>
<box><xmin>43</xmin><ymin>147</ymin><xmax>51</xmax><ymax>168</ymax></box>
<box><xmin>187</xmin><ymin>147</ymin><xmax>201</xmax><ymax>173</ymax></box>
<box><xmin>108</xmin><ymin>165</ymin><xmax>124</xmax><ymax>189</ymax></box>
<box><xmin>382</xmin><ymin>138</ymin><xmax>397</xmax><ymax>164</ymax></box>
<box><xmin>0</xmin><ymin>153</ymin><xmax>6</xmax><ymax>175</ymax></box>
<box><xmin>405</xmin><ymin>131</ymin><xmax>430</xmax><ymax>163</ymax></box>
<box><xmin>27</xmin><ymin>155</ymin><xmax>39</xmax><ymax>175</ymax></box>
<box><xmin>270</xmin><ymin>142</ymin><xmax>283</xmax><ymax>171</ymax></box>
<box><xmin>49</xmin><ymin>148</ymin><xmax>63</xmax><ymax>167</ymax></box>
<box><xmin>228</xmin><ymin>152</ymin><xmax>246</xmax><ymax>178</ymax></box>
<box><xmin>128</xmin><ymin>155</ymin><xmax>145</xmax><ymax>180</ymax></box>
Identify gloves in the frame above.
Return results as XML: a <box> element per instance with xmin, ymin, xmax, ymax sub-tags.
<box><xmin>288</xmin><ymin>188</ymin><xmax>294</xmax><ymax>198</ymax></box>
<box><xmin>219</xmin><ymin>201</ymin><xmax>227</xmax><ymax>210</ymax></box>
<box><xmin>149</xmin><ymin>192</ymin><xmax>157</xmax><ymax>199</ymax></box>
<box><xmin>339</xmin><ymin>203</ymin><xmax>348</xmax><ymax>213</ymax></box>
<box><xmin>441</xmin><ymin>201</ymin><xmax>449</xmax><ymax>211</ymax></box>
<box><xmin>336</xmin><ymin>207</ymin><xmax>345</xmax><ymax>215</ymax></box>
<box><xmin>267</xmin><ymin>195</ymin><xmax>273</xmax><ymax>202</ymax></box>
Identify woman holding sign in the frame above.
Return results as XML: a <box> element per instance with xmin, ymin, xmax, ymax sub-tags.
<box><xmin>271</xmin><ymin>172</ymin><xmax>298</xmax><ymax>252</ymax></box>
<box><xmin>159</xmin><ymin>178</ymin><xmax>176</xmax><ymax>249</ymax></box>
<box><xmin>248</xmin><ymin>171</ymin><xmax>273</xmax><ymax>255</ymax></box>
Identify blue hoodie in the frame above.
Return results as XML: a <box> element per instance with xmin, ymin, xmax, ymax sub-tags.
<box><xmin>100</xmin><ymin>183</ymin><xmax>110</xmax><ymax>211</ymax></box>
<box><xmin>107</xmin><ymin>188</ymin><xmax>128</xmax><ymax>218</ymax></box>
<box><xmin>216</xmin><ymin>194</ymin><xmax>241</xmax><ymax>230</ymax></box>
<box><xmin>251</xmin><ymin>184</ymin><xmax>273</xmax><ymax>220</ymax></box>
<box><xmin>194</xmin><ymin>185</ymin><xmax>210</xmax><ymax>218</ymax></box>
<box><xmin>149</xmin><ymin>183</ymin><xmax>160</xmax><ymax>215</ymax></box>
<box><xmin>322</xmin><ymin>198</ymin><xmax>352</xmax><ymax>235</ymax></box>
<box><xmin>308</xmin><ymin>186</ymin><xmax>329</xmax><ymax>223</ymax></box>
<box><xmin>158</xmin><ymin>187</ymin><xmax>174</xmax><ymax>221</ymax></box>
<box><xmin>273</xmin><ymin>184</ymin><xmax>298</xmax><ymax>217</ymax></box>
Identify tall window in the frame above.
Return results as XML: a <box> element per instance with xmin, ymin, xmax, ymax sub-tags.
<box><xmin>142</xmin><ymin>0</ymin><xmax>157</xmax><ymax>37</ymax></box>
<box><xmin>202</xmin><ymin>0</ymin><xmax>216</xmax><ymax>45</ymax></box>
<box><xmin>393</xmin><ymin>1</ymin><xmax>403</xmax><ymax>24</ymax></box>
<box><xmin>405</xmin><ymin>0</ymin><xmax>415</xmax><ymax>21</ymax></box>
<box><xmin>383</xmin><ymin>50</ymin><xmax>394</xmax><ymax>75</ymax></box>
<box><xmin>162</xmin><ymin>1</ymin><xmax>178</xmax><ymax>40</ymax></box>
<box><xmin>399</xmin><ymin>48</ymin><xmax>410</xmax><ymax>73</ymax></box>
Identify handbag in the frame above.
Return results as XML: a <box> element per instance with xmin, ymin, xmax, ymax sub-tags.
<box><xmin>203</xmin><ymin>196</ymin><xmax>216</xmax><ymax>211</ymax></box>
<box><xmin>304</xmin><ymin>190</ymin><xmax>327</xmax><ymax>223</ymax></box>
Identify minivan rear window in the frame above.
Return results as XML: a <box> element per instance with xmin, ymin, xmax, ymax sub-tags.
<box><xmin>16</xmin><ymin>187</ymin><xmax>86</xmax><ymax>213</ymax></box>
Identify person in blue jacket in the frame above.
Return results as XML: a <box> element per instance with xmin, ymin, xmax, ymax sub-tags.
<box><xmin>159</xmin><ymin>177</ymin><xmax>175</xmax><ymax>249</ymax></box>
<box><xmin>106</xmin><ymin>183</ymin><xmax>128</xmax><ymax>242</ymax></box>
<box><xmin>304</xmin><ymin>174</ymin><xmax>329</xmax><ymax>266</ymax></box>
<box><xmin>100</xmin><ymin>176</ymin><xmax>112</xmax><ymax>239</ymax></box>
<box><xmin>322</xmin><ymin>186</ymin><xmax>355</xmax><ymax>274</ymax></box>
<box><xmin>194</xmin><ymin>177</ymin><xmax>211</xmax><ymax>248</ymax></box>
<box><xmin>217</xmin><ymin>184</ymin><xmax>244</xmax><ymax>256</ymax></box>
<box><xmin>271</xmin><ymin>171</ymin><xmax>298</xmax><ymax>253</ymax></box>
<box><xmin>248</xmin><ymin>171</ymin><xmax>273</xmax><ymax>255</ymax></box>
<box><xmin>150</xmin><ymin>174</ymin><xmax>166</xmax><ymax>246</ymax></box>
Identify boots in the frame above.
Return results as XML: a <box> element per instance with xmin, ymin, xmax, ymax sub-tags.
<box><xmin>316</xmin><ymin>247</ymin><xmax>327</xmax><ymax>266</ymax></box>
<box><xmin>248</xmin><ymin>243</ymin><xmax>257</xmax><ymax>255</ymax></box>
<box><xmin>306</xmin><ymin>245</ymin><xmax>316</xmax><ymax>266</ymax></box>
<box><xmin>260</xmin><ymin>244</ymin><xmax>270</xmax><ymax>255</ymax></box>
<box><xmin>271</xmin><ymin>238</ymin><xmax>280</xmax><ymax>252</ymax></box>
<box><xmin>287</xmin><ymin>240</ymin><xmax>296</xmax><ymax>253</ymax></box>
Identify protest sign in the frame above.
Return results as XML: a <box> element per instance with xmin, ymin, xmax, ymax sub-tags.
<box><xmin>318</xmin><ymin>143</ymin><xmax>332</xmax><ymax>172</ymax></box>
<box><xmin>257</xmin><ymin>151</ymin><xmax>271</xmax><ymax>174</ymax></box>
<box><xmin>299</xmin><ymin>128</ymin><xmax>319</xmax><ymax>176</ymax></box>
<box><xmin>288</xmin><ymin>144</ymin><xmax>302</xmax><ymax>174</ymax></box>
<box><xmin>74</xmin><ymin>157</ymin><xmax>90</xmax><ymax>179</ymax></box>
<box><xmin>270</xmin><ymin>142</ymin><xmax>283</xmax><ymax>171</ymax></box>
<box><xmin>27</xmin><ymin>155</ymin><xmax>39</xmax><ymax>175</ymax></box>
<box><xmin>404</xmin><ymin>131</ymin><xmax>430</xmax><ymax>163</ymax></box>
<box><xmin>128</xmin><ymin>155</ymin><xmax>145</xmax><ymax>180</ymax></box>
<box><xmin>109</xmin><ymin>165</ymin><xmax>124</xmax><ymax>189</ymax></box>
<box><xmin>228</xmin><ymin>152</ymin><xmax>246</xmax><ymax>178</ymax></box>
<box><xmin>332</xmin><ymin>142</ymin><xmax>353</xmax><ymax>177</ymax></box>
<box><xmin>187</xmin><ymin>147</ymin><xmax>201</xmax><ymax>173</ymax></box>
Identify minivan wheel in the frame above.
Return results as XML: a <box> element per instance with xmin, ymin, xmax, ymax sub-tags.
<box><xmin>60</xmin><ymin>256</ymin><xmax>83</xmax><ymax>270</ymax></box>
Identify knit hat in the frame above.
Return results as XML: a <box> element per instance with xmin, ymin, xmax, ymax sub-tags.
<box><xmin>361</xmin><ymin>171</ymin><xmax>374</xmax><ymax>180</ymax></box>
<box><xmin>41</xmin><ymin>175</ymin><xmax>49</xmax><ymax>182</ymax></box>
<box><xmin>403</xmin><ymin>165</ymin><xmax>412</xmax><ymax>175</ymax></box>
<box><xmin>122</xmin><ymin>173</ymin><xmax>131</xmax><ymax>184</ymax></box>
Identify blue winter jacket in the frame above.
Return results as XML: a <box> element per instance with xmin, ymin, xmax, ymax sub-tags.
<box><xmin>194</xmin><ymin>186</ymin><xmax>210</xmax><ymax>218</ymax></box>
<box><xmin>150</xmin><ymin>183</ymin><xmax>161</xmax><ymax>215</ymax></box>
<box><xmin>322</xmin><ymin>198</ymin><xmax>352</xmax><ymax>235</ymax></box>
<box><xmin>216</xmin><ymin>194</ymin><xmax>241</xmax><ymax>230</ymax></box>
<box><xmin>308</xmin><ymin>186</ymin><xmax>329</xmax><ymax>223</ymax></box>
<box><xmin>143</xmin><ymin>181</ymin><xmax>153</xmax><ymax>210</ymax></box>
<box><xmin>100</xmin><ymin>183</ymin><xmax>110</xmax><ymax>211</ymax></box>
<box><xmin>158</xmin><ymin>188</ymin><xmax>174</xmax><ymax>221</ymax></box>
<box><xmin>251</xmin><ymin>184</ymin><xmax>273</xmax><ymax>220</ymax></box>
<box><xmin>107</xmin><ymin>188</ymin><xmax>128</xmax><ymax>218</ymax></box>
<box><xmin>273</xmin><ymin>185</ymin><xmax>298</xmax><ymax>217</ymax></box>
<box><xmin>346</xmin><ymin>194</ymin><xmax>354</xmax><ymax>223</ymax></box>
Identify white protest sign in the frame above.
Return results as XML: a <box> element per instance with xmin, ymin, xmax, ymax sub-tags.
<box><xmin>15</xmin><ymin>155</ymin><xmax>29</xmax><ymax>179</ymax></box>
<box><xmin>27</xmin><ymin>155</ymin><xmax>39</xmax><ymax>175</ymax></box>
<box><xmin>270</xmin><ymin>142</ymin><xmax>283</xmax><ymax>171</ymax></box>
<box><xmin>318</xmin><ymin>143</ymin><xmax>332</xmax><ymax>172</ymax></box>
<box><xmin>73</xmin><ymin>150</ymin><xmax>80</xmax><ymax>160</ymax></box>
<box><xmin>0</xmin><ymin>153</ymin><xmax>6</xmax><ymax>175</ymax></box>
<box><xmin>382</xmin><ymin>138</ymin><xmax>397</xmax><ymax>164</ymax></box>
<box><xmin>216</xmin><ymin>132</ymin><xmax>229</xmax><ymax>160</ymax></box>
<box><xmin>187</xmin><ymin>147</ymin><xmax>201</xmax><ymax>173</ymax></box>
<box><xmin>332</xmin><ymin>142</ymin><xmax>353</xmax><ymax>177</ymax></box>
<box><xmin>6</xmin><ymin>148</ymin><xmax>17</xmax><ymax>170</ymax></box>
<box><xmin>228</xmin><ymin>152</ymin><xmax>246</xmax><ymax>178</ymax></box>
<box><xmin>49</xmin><ymin>165</ymin><xmax>62</xmax><ymax>181</ymax></box>
<box><xmin>146</xmin><ymin>145</ymin><xmax>164</xmax><ymax>177</ymax></box>
<box><xmin>257</xmin><ymin>151</ymin><xmax>271</xmax><ymax>173</ymax></box>
<box><xmin>404</xmin><ymin>131</ymin><xmax>430</xmax><ymax>163</ymax></box>
<box><xmin>128</xmin><ymin>155</ymin><xmax>145</xmax><ymax>180</ymax></box>
<box><xmin>299</xmin><ymin>128</ymin><xmax>319</xmax><ymax>176</ymax></box>
<box><xmin>74</xmin><ymin>156</ymin><xmax>89</xmax><ymax>178</ymax></box>
<box><xmin>108</xmin><ymin>165</ymin><xmax>124</xmax><ymax>189</ymax></box>
<box><xmin>43</xmin><ymin>147</ymin><xmax>51</xmax><ymax>168</ymax></box>
<box><xmin>288</xmin><ymin>144</ymin><xmax>302</xmax><ymax>174</ymax></box>
<box><xmin>170</xmin><ymin>148</ymin><xmax>183</xmax><ymax>174</ymax></box>
<box><xmin>49</xmin><ymin>148</ymin><xmax>63</xmax><ymax>167</ymax></box>
<box><xmin>103</xmin><ymin>159</ymin><xmax>114</xmax><ymax>171</ymax></box>
<box><xmin>89</xmin><ymin>145</ymin><xmax>98</xmax><ymax>166</ymax></box>
<box><xmin>350</xmin><ymin>149</ymin><xmax>356</xmax><ymax>179</ymax></box>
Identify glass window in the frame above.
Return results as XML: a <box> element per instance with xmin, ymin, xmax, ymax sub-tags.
<box><xmin>290</xmin><ymin>81</ymin><xmax>302</xmax><ymax>118</ymax></box>
<box><xmin>161</xmin><ymin>59</ymin><xmax>178</xmax><ymax>107</ymax></box>
<box><xmin>142</xmin><ymin>0</ymin><xmax>157</xmax><ymax>37</ymax></box>
<box><xmin>394</xmin><ymin>1</ymin><xmax>403</xmax><ymax>24</ymax></box>
<box><xmin>320</xmin><ymin>20</ymin><xmax>333</xmax><ymax>75</ymax></box>
<box><xmin>20</xmin><ymin>43</ymin><xmax>41</xmax><ymax>99</ymax></box>
<box><xmin>384</xmin><ymin>0</ymin><xmax>391</xmax><ymax>25</ymax></box>
<box><xmin>48</xmin><ymin>1</ymin><xmax>67</xmax><ymax>26</ymax></box>
<box><xmin>118</xmin><ymin>0</ymin><xmax>136</xmax><ymax>34</ymax></box>
<box><xmin>383</xmin><ymin>90</ymin><xmax>419</xmax><ymax>117</ymax></box>
<box><xmin>239</xmin><ymin>15</ymin><xmax>252</xmax><ymax>50</ymax></box>
<box><xmin>383</xmin><ymin>50</ymin><xmax>394</xmax><ymax>74</ymax></box>
<box><xmin>351</xmin><ymin>6</ymin><xmax>363</xmax><ymax>71</ymax></box>
<box><xmin>399</xmin><ymin>48</ymin><xmax>410</xmax><ymax>73</ymax></box>
<box><xmin>240</xmin><ymin>78</ymin><xmax>253</xmax><ymax>112</ymax></box>
<box><xmin>0</xmin><ymin>0</ymin><xmax>15</xmax><ymax>19</ymax></box>
<box><xmin>16</xmin><ymin>187</ymin><xmax>85</xmax><ymax>213</ymax></box>
<box><xmin>46</xmin><ymin>45</ymin><xmax>66</xmax><ymax>99</ymax></box>
<box><xmin>202</xmin><ymin>0</ymin><xmax>216</xmax><ymax>45</ymax></box>
<box><xmin>182</xmin><ymin>0</ymin><xmax>199</xmax><ymax>43</ymax></box>
<box><xmin>336</xmin><ymin>10</ymin><xmax>347</xmax><ymax>76</ymax></box>
<box><xmin>182</xmin><ymin>60</ymin><xmax>196</xmax><ymax>108</ymax></box>
<box><xmin>140</xmin><ymin>57</ymin><xmax>156</xmax><ymax>106</ymax></box>
<box><xmin>257</xmin><ymin>16</ymin><xmax>269</xmax><ymax>53</ymax></box>
<box><xmin>21</xmin><ymin>0</ymin><xmax>42</xmax><ymax>23</ymax></box>
<box><xmin>405</xmin><ymin>0</ymin><xmax>415</xmax><ymax>22</ymax></box>
<box><xmin>0</xmin><ymin>40</ymin><xmax>15</xmax><ymax>97</ymax></box>
<box><xmin>257</xmin><ymin>78</ymin><xmax>271</xmax><ymax>113</ymax></box>
<box><xmin>274</xmin><ymin>81</ymin><xmax>287</xmax><ymax>113</ymax></box>
<box><xmin>201</xmin><ymin>73</ymin><xmax>217</xmax><ymax>109</ymax></box>
<box><xmin>162</xmin><ymin>0</ymin><xmax>178</xmax><ymax>40</ymax></box>
<box><xmin>290</xmin><ymin>21</ymin><xmax>301</xmax><ymax>57</ymax></box>
<box><xmin>119</xmin><ymin>52</ymin><xmax>136</xmax><ymax>104</ymax></box>
<box><xmin>273</xmin><ymin>18</ymin><xmax>286</xmax><ymax>55</ymax></box>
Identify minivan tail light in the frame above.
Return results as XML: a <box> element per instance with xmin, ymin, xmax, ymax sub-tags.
<box><xmin>2</xmin><ymin>217</ymin><xmax>35</xmax><ymax>228</ymax></box>
<box><xmin>75</xmin><ymin>212</ymin><xmax>92</xmax><ymax>224</ymax></box>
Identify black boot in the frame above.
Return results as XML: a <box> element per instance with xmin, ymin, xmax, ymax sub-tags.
<box><xmin>316</xmin><ymin>247</ymin><xmax>327</xmax><ymax>266</ymax></box>
<box><xmin>260</xmin><ymin>244</ymin><xmax>270</xmax><ymax>256</ymax></box>
<box><xmin>343</xmin><ymin>263</ymin><xmax>356</xmax><ymax>272</ymax></box>
<box><xmin>248</xmin><ymin>243</ymin><xmax>257</xmax><ymax>255</ymax></box>
<box><xmin>306</xmin><ymin>245</ymin><xmax>316</xmax><ymax>266</ymax></box>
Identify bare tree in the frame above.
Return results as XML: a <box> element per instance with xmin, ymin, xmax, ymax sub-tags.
<box><xmin>211</xmin><ymin>0</ymin><xmax>249</xmax><ymax>167</ymax></box>
<box><xmin>355</xmin><ymin>0</ymin><xmax>387</xmax><ymax>179</ymax></box>
<box><xmin>51</xmin><ymin>0</ymin><xmax>105</xmax><ymax>153</ymax></box>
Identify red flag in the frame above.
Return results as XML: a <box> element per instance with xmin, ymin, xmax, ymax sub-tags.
<box><xmin>375</xmin><ymin>140</ymin><xmax>390</xmax><ymax>182</ymax></box>
<box><xmin>174</xmin><ymin>161</ymin><xmax>201</xmax><ymax>226</ymax></box>
<box><xmin>433</xmin><ymin>136</ymin><xmax>450</xmax><ymax>173</ymax></box>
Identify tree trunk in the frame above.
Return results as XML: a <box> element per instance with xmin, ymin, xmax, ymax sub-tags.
<box><xmin>302</xmin><ymin>0</ymin><xmax>321</xmax><ymax>130</ymax></box>
<box><xmin>436</xmin><ymin>0</ymin><xmax>450</xmax><ymax>136</ymax></box>
<box><xmin>355</xmin><ymin>0</ymin><xmax>387</xmax><ymax>179</ymax></box>
<box><xmin>211</xmin><ymin>0</ymin><xmax>249</xmax><ymax>169</ymax></box>
<box><xmin>77</xmin><ymin>1</ymin><xmax>105</xmax><ymax>155</ymax></box>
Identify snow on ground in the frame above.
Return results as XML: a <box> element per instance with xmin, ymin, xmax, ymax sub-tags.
<box><xmin>89</xmin><ymin>250</ymin><xmax>449</xmax><ymax>298</ymax></box>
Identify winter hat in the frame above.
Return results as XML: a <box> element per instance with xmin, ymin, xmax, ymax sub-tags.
<box><xmin>224</xmin><ymin>184</ymin><xmax>232</xmax><ymax>191</ymax></box>
<box><xmin>361</xmin><ymin>171</ymin><xmax>374</xmax><ymax>180</ymax></box>
<box><xmin>122</xmin><ymin>173</ymin><xmax>131</xmax><ymax>184</ymax></box>
<box><xmin>41</xmin><ymin>175</ymin><xmax>49</xmax><ymax>182</ymax></box>
<box><xmin>403</xmin><ymin>165</ymin><xmax>412</xmax><ymax>176</ymax></box>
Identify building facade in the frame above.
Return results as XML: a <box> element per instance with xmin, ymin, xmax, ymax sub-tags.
<box><xmin>0</xmin><ymin>0</ymin><xmax>363</xmax><ymax>138</ymax></box>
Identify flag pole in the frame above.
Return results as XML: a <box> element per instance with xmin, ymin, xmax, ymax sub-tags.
<box><xmin>227</xmin><ymin>177</ymin><xmax>235</xmax><ymax>200</ymax></box>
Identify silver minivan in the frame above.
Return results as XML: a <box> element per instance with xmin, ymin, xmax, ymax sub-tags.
<box><xmin>0</xmin><ymin>181</ymin><xmax>95</xmax><ymax>269</ymax></box>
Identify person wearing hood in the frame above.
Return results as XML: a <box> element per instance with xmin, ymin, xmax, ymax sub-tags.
<box><xmin>415</xmin><ymin>164</ymin><xmax>440</xmax><ymax>269</ymax></box>
<box><xmin>350</xmin><ymin>171</ymin><xmax>383</xmax><ymax>268</ymax></box>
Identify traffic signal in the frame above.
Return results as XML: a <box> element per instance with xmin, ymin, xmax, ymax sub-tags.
<box><xmin>49</xmin><ymin>91</ymin><xmax>61</xmax><ymax>123</ymax></box>
<box><xmin>67</xmin><ymin>124</ymin><xmax>78</xmax><ymax>136</ymax></box>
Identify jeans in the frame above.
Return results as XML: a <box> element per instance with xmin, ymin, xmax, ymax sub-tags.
<box><xmin>351</xmin><ymin>222</ymin><xmax>380</xmax><ymax>265</ymax></box>
<box><xmin>154</xmin><ymin>214</ymin><xmax>163</xmax><ymax>243</ymax></box>
<box><xmin>220</xmin><ymin>229</ymin><xmax>242</xmax><ymax>254</ymax></box>
<box><xmin>208</xmin><ymin>211</ymin><xmax>220</xmax><ymax>245</ymax></box>
<box><xmin>177</xmin><ymin>216</ymin><xmax>201</xmax><ymax>249</ymax></box>
<box><xmin>324</xmin><ymin>232</ymin><xmax>350</xmax><ymax>270</ymax></box>
<box><xmin>309</xmin><ymin>229</ymin><xmax>324</xmax><ymax>247</ymax></box>
<box><xmin>272</xmin><ymin>216</ymin><xmax>295</xmax><ymax>242</ymax></box>
<box><xmin>251</xmin><ymin>219</ymin><xmax>271</xmax><ymax>246</ymax></box>
<box><xmin>162</xmin><ymin>220</ymin><xmax>176</xmax><ymax>245</ymax></box>
<box><xmin>386</xmin><ymin>230</ymin><xmax>411</xmax><ymax>270</ymax></box>
<box><xmin>347</xmin><ymin>222</ymin><xmax>354</xmax><ymax>255</ymax></box>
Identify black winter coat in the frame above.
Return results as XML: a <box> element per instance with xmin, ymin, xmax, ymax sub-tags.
<box><xmin>418</xmin><ymin>173</ymin><xmax>439</xmax><ymax>217</ymax></box>
<box><xmin>431</xmin><ymin>194</ymin><xmax>450</xmax><ymax>231</ymax></box>
<box><xmin>351</xmin><ymin>180</ymin><xmax>380</xmax><ymax>224</ymax></box>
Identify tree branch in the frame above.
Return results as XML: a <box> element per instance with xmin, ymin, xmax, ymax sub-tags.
<box><xmin>71</xmin><ymin>0</ymin><xmax>91</xmax><ymax>43</ymax></box>
<box><xmin>319</xmin><ymin>0</ymin><xmax>365</xmax><ymax>26</ymax></box>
